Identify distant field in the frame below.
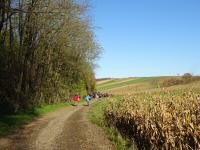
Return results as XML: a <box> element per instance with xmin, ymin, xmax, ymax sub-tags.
<box><xmin>97</xmin><ymin>76</ymin><xmax>169</xmax><ymax>92</ymax></box>
<box><xmin>97</xmin><ymin>78</ymin><xmax>135</xmax><ymax>85</ymax></box>
<box><xmin>97</xmin><ymin>78</ymin><xmax>136</xmax><ymax>88</ymax></box>
<box><xmin>97</xmin><ymin>76</ymin><xmax>200</xmax><ymax>93</ymax></box>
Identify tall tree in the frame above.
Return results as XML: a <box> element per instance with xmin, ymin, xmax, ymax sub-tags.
<box><xmin>0</xmin><ymin>0</ymin><xmax>101</xmax><ymax>114</ymax></box>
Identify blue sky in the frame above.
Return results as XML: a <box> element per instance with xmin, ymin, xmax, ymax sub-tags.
<box><xmin>91</xmin><ymin>0</ymin><xmax>200</xmax><ymax>78</ymax></box>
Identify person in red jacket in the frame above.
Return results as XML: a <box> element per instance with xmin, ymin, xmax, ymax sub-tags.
<box><xmin>74</xmin><ymin>95</ymin><xmax>79</xmax><ymax>106</ymax></box>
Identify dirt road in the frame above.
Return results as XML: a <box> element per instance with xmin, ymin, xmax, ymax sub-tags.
<box><xmin>0</xmin><ymin>104</ymin><xmax>114</xmax><ymax>150</ymax></box>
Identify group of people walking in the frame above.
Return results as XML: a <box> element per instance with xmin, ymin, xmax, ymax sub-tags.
<box><xmin>73</xmin><ymin>94</ymin><xmax>92</xmax><ymax>106</ymax></box>
<box><xmin>71</xmin><ymin>92</ymin><xmax>112</xmax><ymax>106</ymax></box>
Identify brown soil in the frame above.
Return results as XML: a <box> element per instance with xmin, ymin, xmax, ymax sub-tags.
<box><xmin>0</xmin><ymin>104</ymin><xmax>114</xmax><ymax>150</ymax></box>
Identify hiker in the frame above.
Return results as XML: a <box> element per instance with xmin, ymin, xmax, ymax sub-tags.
<box><xmin>74</xmin><ymin>95</ymin><xmax>79</xmax><ymax>106</ymax></box>
<box><xmin>95</xmin><ymin>93</ymin><xmax>99</xmax><ymax>99</ymax></box>
<box><xmin>85</xmin><ymin>95</ymin><xmax>92</xmax><ymax>106</ymax></box>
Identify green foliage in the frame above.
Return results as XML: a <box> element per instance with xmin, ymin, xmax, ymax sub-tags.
<box><xmin>0</xmin><ymin>0</ymin><xmax>101</xmax><ymax>114</ymax></box>
<box><xmin>71</xmin><ymin>80</ymin><xmax>87</xmax><ymax>96</ymax></box>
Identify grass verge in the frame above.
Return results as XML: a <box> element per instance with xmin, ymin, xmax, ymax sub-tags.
<box><xmin>0</xmin><ymin>100</ymin><xmax>85</xmax><ymax>136</ymax></box>
<box><xmin>88</xmin><ymin>98</ymin><xmax>137</xmax><ymax>150</ymax></box>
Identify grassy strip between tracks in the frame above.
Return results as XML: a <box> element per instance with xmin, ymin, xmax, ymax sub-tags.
<box><xmin>0</xmin><ymin>100</ymin><xmax>85</xmax><ymax>136</ymax></box>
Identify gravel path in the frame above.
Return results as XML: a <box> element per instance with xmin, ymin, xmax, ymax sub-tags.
<box><xmin>0</xmin><ymin>104</ymin><xmax>114</xmax><ymax>150</ymax></box>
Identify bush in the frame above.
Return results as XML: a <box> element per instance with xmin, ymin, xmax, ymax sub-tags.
<box><xmin>162</xmin><ymin>78</ymin><xmax>183</xmax><ymax>87</ymax></box>
<box><xmin>161</xmin><ymin>74</ymin><xmax>200</xmax><ymax>87</ymax></box>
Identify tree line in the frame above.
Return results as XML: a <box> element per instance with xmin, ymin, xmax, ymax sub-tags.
<box><xmin>0</xmin><ymin>0</ymin><xmax>101</xmax><ymax>114</ymax></box>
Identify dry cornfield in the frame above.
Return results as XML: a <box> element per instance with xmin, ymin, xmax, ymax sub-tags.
<box><xmin>105</xmin><ymin>88</ymin><xmax>200</xmax><ymax>149</ymax></box>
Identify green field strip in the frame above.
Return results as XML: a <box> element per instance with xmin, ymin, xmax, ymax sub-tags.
<box><xmin>97</xmin><ymin>77</ymin><xmax>153</xmax><ymax>91</ymax></box>
<box><xmin>97</xmin><ymin>78</ymin><xmax>136</xmax><ymax>88</ymax></box>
